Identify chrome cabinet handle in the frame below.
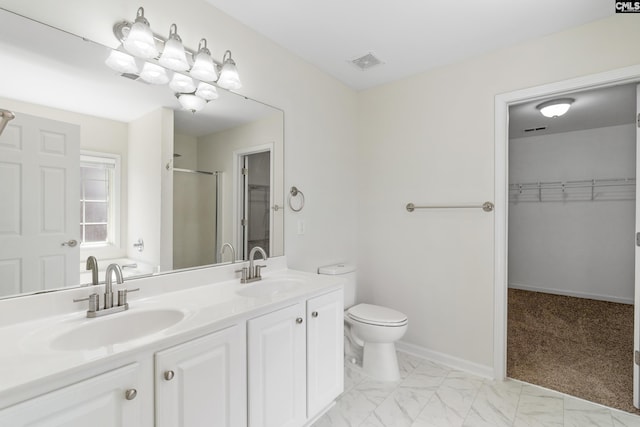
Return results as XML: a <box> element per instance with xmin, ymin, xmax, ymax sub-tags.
<box><xmin>312</xmin><ymin>311</ymin><xmax>319</xmax><ymax>318</ymax></box>
<box><xmin>61</xmin><ymin>239</ymin><xmax>78</xmax><ymax>247</ymax></box>
<box><xmin>164</xmin><ymin>370</ymin><xmax>175</xmax><ymax>381</ymax></box>
<box><xmin>125</xmin><ymin>389</ymin><xmax>137</xmax><ymax>400</ymax></box>
<box><xmin>296</xmin><ymin>317</ymin><xmax>303</xmax><ymax>324</ymax></box>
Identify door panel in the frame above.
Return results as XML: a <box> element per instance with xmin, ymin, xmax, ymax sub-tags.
<box><xmin>634</xmin><ymin>83</ymin><xmax>640</xmax><ymax>409</ymax></box>
<box><xmin>0</xmin><ymin>112</ymin><xmax>80</xmax><ymax>295</ymax></box>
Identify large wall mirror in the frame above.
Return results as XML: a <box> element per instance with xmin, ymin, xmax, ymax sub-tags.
<box><xmin>0</xmin><ymin>8</ymin><xmax>284</xmax><ymax>299</ymax></box>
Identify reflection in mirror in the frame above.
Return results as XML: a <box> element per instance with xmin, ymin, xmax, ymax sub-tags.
<box><xmin>0</xmin><ymin>8</ymin><xmax>284</xmax><ymax>300</ymax></box>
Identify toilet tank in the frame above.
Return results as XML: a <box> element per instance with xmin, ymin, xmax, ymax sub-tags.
<box><xmin>318</xmin><ymin>263</ymin><xmax>356</xmax><ymax>308</ymax></box>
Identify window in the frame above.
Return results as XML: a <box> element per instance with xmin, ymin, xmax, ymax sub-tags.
<box><xmin>79</xmin><ymin>152</ymin><xmax>120</xmax><ymax>247</ymax></box>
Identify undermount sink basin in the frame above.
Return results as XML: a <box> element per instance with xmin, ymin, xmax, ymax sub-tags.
<box><xmin>51</xmin><ymin>309</ymin><xmax>185</xmax><ymax>351</ymax></box>
<box><xmin>236</xmin><ymin>278</ymin><xmax>303</xmax><ymax>298</ymax></box>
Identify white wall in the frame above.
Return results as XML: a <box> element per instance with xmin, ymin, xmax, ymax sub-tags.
<box><xmin>0</xmin><ymin>0</ymin><xmax>360</xmax><ymax>275</ymax></box>
<box><xmin>358</xmin><ymin>15</ymin><xmax>640</xmax><ymax>371</ymax></box>
<box><xmin>197</xmin><ymin>114</ymin><xmax>284</xmax><ymax>257</ymax></box>
<box><xmin>128</xmin><ymin>108</ymin><xmax>173</xmax><ymax>270</ymax></box>
<box><xmin>509</xmin><ymin>125</ymin><xmax>635</xmax><ymax>304</ymax></box>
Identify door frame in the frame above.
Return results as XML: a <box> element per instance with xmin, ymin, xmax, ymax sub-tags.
<box><xmin>232</xmin><ymin>143</ymin><xmax>275</xmax><ymax>259</ymax></box>
<box><xmin>493</xmin><ymin>64</ymin><xmax>640</xmax><ymax>384</ymax></box>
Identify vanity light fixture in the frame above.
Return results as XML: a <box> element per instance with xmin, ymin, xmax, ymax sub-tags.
<box><xmin>139</xmin><ymin>62</ymin><xmax>170</xmax><ymax>85</ymax></box>
<box><xmin>217</xmin><ymin>50</ymin><xmax>242</xmax><ymax>90</ymax></box>
<box><xmin>122</xmin><ymin>7</ymin><xmax>158</xmax><ymax>59</ymax></box>
<box><xmin>159</xmin><ymin>24</ymin><xmax>189</xmax><ymax>72</ymax></box>
<box><xmin>190</xmin><ymin>39</ymin><xmax>218</xmax><ymax>82</ymax></box>
<box><xmin>536</xmin><ymin>98</ymin><xmax>574</xmax><ymax>118</ymax></box>
<box><xmin>109</xmin><ymin>6</ymin><xmax>243</xmax><ymax>113</ymax></box>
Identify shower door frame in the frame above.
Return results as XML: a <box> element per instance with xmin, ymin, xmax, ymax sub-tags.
<box><xmin>493</xmin><ymin>64</ymin><xmax>640</xmax><ymax>406</ymax></box>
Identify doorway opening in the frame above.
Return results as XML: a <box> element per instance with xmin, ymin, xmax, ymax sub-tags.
<box><xmin>507</xmin><ymin>83</ymin><xmax>637</xmax><ymax>412</ymax></box>
<box><xmin>493</xmin><ymin>64</ymin><xmax>640</xmax><ymax>412</ymax></box>
<box><xmin>235</xmin><ymin>145</ymin><xmax>274</xmax><ymax>260</ymax></box>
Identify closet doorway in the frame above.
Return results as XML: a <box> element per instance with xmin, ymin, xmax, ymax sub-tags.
<box><xmin>505</xmin><ymin>82</ymin><xmax>639</xmax><ymax>412</ymax></box>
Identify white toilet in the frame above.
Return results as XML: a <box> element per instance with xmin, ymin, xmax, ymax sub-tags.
<box><xmin>318</xmin><ymin>263</ymin><xmax>408</xmax><ymax>381</ymax></box>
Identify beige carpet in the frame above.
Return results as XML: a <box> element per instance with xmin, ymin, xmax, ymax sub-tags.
<box><xmin>507</xmin><ymin>288</ymin><xmax>639</xmax><ymax>414</ymax></box>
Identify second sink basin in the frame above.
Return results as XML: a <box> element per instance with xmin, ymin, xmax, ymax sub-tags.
<box><xmin>51</xmin><ymin>309</ymin><xmax>185</xmax><ymax>351</ymax></box>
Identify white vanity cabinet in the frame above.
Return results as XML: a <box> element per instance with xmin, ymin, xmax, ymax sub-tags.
<box><xmin>247</xmin><ymin>289</ymin><xmax>344</xmax><ymax>427</ymax></box>
<box><xmin>0</xmin><ymin>363</ymin><xmax>145</xmax><ymax>427</ymax></box>
<box><xmin>155</xmin><ymin>324</ymin><xmax>247</xmax><ymax>427</ymax></box>
<box><xmin>306</xmin><ymin>289</ymin><xmax>344</xmax><ymax>417</ymax></box>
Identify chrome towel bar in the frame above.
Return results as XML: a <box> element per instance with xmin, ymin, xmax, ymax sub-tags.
<box><xmin>406</xmin><ymin>201</ymin><xmax>494</xmax><ymax>213</ymax></box>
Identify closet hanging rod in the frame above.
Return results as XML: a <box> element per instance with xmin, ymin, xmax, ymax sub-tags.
<box><xmin>406</xmin><ymin>202</ymin><xmax>494</xmax><ymax>212</ymax></box>
<box><xmin>509</xmin><ymin>177</ymin><xmax>635</xmax><ymax>190</ymax></box>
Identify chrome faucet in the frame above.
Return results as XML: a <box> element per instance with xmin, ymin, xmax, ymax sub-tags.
<box><xmin>236</xmin><ymin>246</ymin><xmax>268</xmax><ymax>283</ymax></box>
<box><xmin>85</xmin><ymin>256</ymin><xmax>99</xmax><ymax>286</ymax></box>
<box><xmin>220</xmin><ymin>242</ymin><xmax>236</xmax><ymax>263</ymax></box>
<box><xmin>73</xmin><ymin>263</ymin><xmax>138</xmax><ymax>318</ymax></box>
<box><xmin>104</xmin><ymin>263</ymin><xmax>124</xmax><ymax>309</ymax></box>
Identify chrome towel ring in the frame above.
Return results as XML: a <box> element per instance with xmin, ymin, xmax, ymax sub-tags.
<box><xmin>288</xmin><ymin>186</ymin><xmax>305</xmax><ymax>212</ymax></box>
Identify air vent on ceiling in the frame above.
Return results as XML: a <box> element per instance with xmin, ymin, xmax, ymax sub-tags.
<box><xmin>524</xmin><ymin>126</ymin><xmax>547</xmax><ymax>133</ymax></box>
<box><xmin>120</xmin><ymin>73</ymin><xmax>141</xmax><ymax>81</ymax></box>
<box><xmin>351</xmin><ymin>53</ymin><xmax>383</xmax><ymax>71</ymax></box>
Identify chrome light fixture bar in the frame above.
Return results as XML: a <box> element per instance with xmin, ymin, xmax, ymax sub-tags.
<box><xmin>109</xmin><ymin>6</ymin><xmax>242</xmax><ymax>113</ymax></box>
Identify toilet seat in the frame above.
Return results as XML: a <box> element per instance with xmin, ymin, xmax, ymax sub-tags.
<box><xmin>347</xmin><ymin>303</ymin><xmax>408</xmax><ymax>327</ymax></box>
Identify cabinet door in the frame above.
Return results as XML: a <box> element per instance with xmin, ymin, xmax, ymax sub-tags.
<box><xmin>0</xmin><ymin>363</ymin><xmax>143</xmax><ymax>427</ymax></box>
<box><xmin>307</xmin><ymin>289</ymin><xmax>344</xmax><ymax>417</ymax></box>
<box><xmin>248</xmin><ymin>302</ymin><xmax>306</xmax><ymax>427</ymax></box>
<box><xmin>155</xmin><ymin>324</ymin><xmax>246</xmax><ymax>427</ymax></box>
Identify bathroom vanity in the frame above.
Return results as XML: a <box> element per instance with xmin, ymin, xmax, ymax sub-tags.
<box><xmin>0</xmin><ymin>261</ymin><xmax>344</xmax><ymax>426</ymax></box>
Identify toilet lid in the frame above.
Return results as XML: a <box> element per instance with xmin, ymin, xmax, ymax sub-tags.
<box><xmin>347</xmin><ymin>304</ymin><xmax>408</xmax><ymax>326</ymax></box>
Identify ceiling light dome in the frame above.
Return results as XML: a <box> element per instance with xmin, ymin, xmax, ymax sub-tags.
<box><xmin>177</xmin><ymin>93</ymin><xmax>207</xmax><ymax>113</ymax></box>
<box><xmin>122</xmin><ymin>7</ymin><xmax>158</xmax><ymax>59</ymax></box>
<box><xmin>536</xmin><ymin>98</ymin><xmax>574</xmax><ymax>118</ymax></box>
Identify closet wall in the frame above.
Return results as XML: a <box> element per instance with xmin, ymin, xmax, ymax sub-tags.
<box><xmin>508</xmin><ymin>124</ymin><xmax>636</xmax><ymax>303</ymax></box>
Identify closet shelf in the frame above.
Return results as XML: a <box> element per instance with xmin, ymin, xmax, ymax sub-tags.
<box><xmin>509</xmin><ymin>177</ymin><xmax>635</xmax><ymax>202</ymax></box>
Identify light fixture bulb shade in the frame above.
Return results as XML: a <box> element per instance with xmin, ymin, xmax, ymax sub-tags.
<box><xmin>159</xmin><ymin>25</ymin><xmax>189</xmax><ymax>71</ymax></box>
<box><xmin>140</xmin><ymin>62</ymin><xmax>170</xmax><ymax>84</ymax></box>
<box><xmin>105</xmin><ymin>49</ymin><xmax>140</xmax><ymax>74</ymax></box>
<box><xmin>196</xmin><ymin>82</ymin><xmax>219</xmax><ymax>101</ymax></box>
<box><xmin>169</xmin><ymin>73</ymin><xmax>196</xmax><ymax>93</ymax></box>
<box><xmin>537</xmin><ymin>98</ymin><xmax>574</xmax><ymax>118</ymax></box>
<box><xmin>123</xmin><ymin>19</ymin><xmax>158</xmax><ymax>59</ymax></box>
<box><xmin>177</xmin><ymin>93</ymin><xmax>207</xmax><ymax>112</ymax></box>
<box><xmin>190</xmin><ymin>51</ymin><xmax>218</xmax><ymax>82</ymax></box>
<box><xmin>217</xmin><ymin>61</ymin><xmax>241</xmax><ymax>90</ymax></box>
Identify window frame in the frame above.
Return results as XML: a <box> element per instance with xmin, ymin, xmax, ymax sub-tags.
<box><xmin>79</xmin><ymin>150</ymin><xmax>121</xmax><ymax>254</ymax></box>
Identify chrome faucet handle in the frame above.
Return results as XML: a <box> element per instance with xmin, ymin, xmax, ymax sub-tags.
<box><xmin>117</xmin><ymin>288</ymin><xmax>140</xmax><ymax>307</ymax></box>
<box><xmin>255</xmin><ymin>264</ymin><xmax>267</xmax><ymax>278</ymax></box>
<box><xmin>235</xmin><ymin>267</ymin><xmax>249</xmax><ymax>282</ymax></box>
<box><xmin>73</xmin><ymin>293</ymin><xmax>100</xmax><ymax>313</ymax></box>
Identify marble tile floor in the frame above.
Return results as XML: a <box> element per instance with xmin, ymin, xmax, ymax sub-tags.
<box><xmin>312</xmin><ymin>352</ymin><xmax>640</xmax><ymax>427</ymax></box>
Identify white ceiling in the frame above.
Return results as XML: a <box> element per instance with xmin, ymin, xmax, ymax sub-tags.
<box><xmin>205</xmin><ymin>0</ymin><xmax>613</xmax><ymax>90</ymax></box>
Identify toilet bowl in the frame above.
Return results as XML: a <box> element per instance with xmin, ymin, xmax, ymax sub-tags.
<box><xmin>344</xmin><ymin>303</ymin><xmax>408</xmax><ymax>381</ymax></box>
<box><xmin>318</xmin><ymin>263</ymin><xmax>408</xmax><ymax>382</ymax></box>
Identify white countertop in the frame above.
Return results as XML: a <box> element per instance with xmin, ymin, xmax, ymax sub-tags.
<box><xmin>0</xmin><ymin>264</ymin><xmax>343</xmax><ymax>407</ymax></box>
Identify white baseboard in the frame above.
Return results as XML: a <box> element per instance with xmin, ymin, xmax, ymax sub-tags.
<box><xmin>395</xmin><ymin>341</ymin><xmax>494</xmax><ymax>379</ymax></box>
<box><xmin>508</xmin><ymin>282</ymin><xmax>633</xmax><ymax>305</ymax></box>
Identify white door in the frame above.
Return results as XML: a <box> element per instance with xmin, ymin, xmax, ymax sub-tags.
<box><xmin>634</xmin><ymin>84</ymin><xmax>640</xmax><ymax>409</ymax></box>
<box><xmin>0</xmin><ymin>112</ymin><xmax>80</xmax><ymax>296</ymax></box>
<box><xmin>155</xmin><ymin>325</ymin><xmax>247</xmax><ymax>427</ymax></box>
<box><xmin>0</xmin><ymin>363</ymin><xmax>144</xmax><ymax>426</ymax></box>
<box><xmin>307</xmin><ymin>289</ymin><xmax>344</xmax><ymax>417</ymax></box>
<box><xmin>247</xmin><ymin>303</ymin><xmax>306</xmax><ymax>427</ymax></box>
